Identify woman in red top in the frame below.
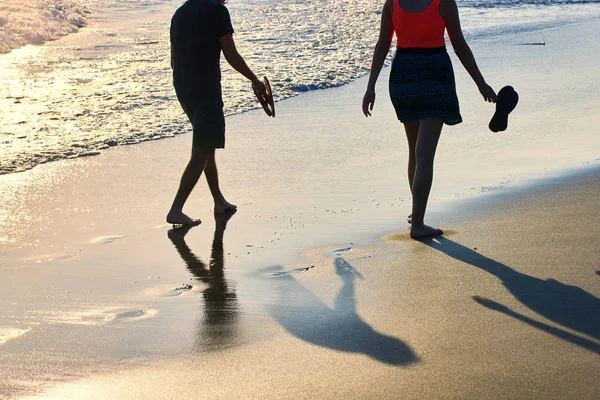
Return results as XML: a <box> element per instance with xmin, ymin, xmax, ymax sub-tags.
<box><xmin>363</xmin><ymin>0</ymin><xmax>497</xmax><ymax>239</ymax></box>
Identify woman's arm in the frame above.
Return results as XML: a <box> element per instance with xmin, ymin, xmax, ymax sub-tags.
<box><xmin>363</xmin><ymin>0</ymin><xmax>394</xmax><ymax>116</ymax></box>
<box><xmin>443</xmin><ymin>0</ymin><xmax>496</xmax><ymax>102</ymax></box>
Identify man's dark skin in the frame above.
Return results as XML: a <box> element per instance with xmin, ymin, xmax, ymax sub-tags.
<box><xmin>167</xmin><ymin>0</ymin><xmax>267</xmax><ymax>226</ymax></box>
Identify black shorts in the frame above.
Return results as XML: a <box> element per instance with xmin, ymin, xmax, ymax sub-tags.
<box><xmin>179</xmin><ymin>98</ymin><xmax>226</xmax><ymax>149</ymax></box>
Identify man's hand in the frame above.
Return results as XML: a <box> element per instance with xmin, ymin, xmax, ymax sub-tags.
<box><xmin>252</xmin><ymin>78</ymin><xmax>266</xmax><ymax>98</ymax></box>
<box><xmin>252</xmin><ymin>78</ymin><xmax>268</xmax><ymax>108</ymax></box>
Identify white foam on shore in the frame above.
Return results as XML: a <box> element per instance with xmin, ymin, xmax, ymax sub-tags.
<box><xmin>0</xmin><ymin>0</ymin><xmax>91</xmax><ymax>54</ymax></box>
<box><xmin>0</xmin><ymin>327</ymin><xmax>30</xmax><ymax>345</ymax></box>
<box><xmin>89</xmin><ymin>235</ymin><xmax>127</xmax><ymax>244</ymax></box>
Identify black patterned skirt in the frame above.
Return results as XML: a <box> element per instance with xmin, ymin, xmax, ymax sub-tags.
<box><xmin>389</xmin><ymin>47</ymin><xmax>462</xmax><ymax>125</ymax></box>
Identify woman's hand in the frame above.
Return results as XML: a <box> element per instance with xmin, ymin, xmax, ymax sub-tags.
<box><xmin>362</xmin><ymin>88</ymin><xmax>376</xmax><ymax>117</ymax></box>
<box><xmin>478</xmin><ymin>82</ymin><xmax>497</xmax><ymax>103</ymax></box>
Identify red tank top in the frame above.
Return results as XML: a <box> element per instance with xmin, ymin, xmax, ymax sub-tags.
<box><xmin>392</xmin><ymin>0</ymin><xmax>446</xmax><ymax>48</ymax></box>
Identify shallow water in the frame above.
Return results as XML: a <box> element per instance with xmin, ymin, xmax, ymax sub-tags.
<box><xmin>1</xmin><ymin>0</ymin><xmax>600</xmax><ymax>174</ymax></box>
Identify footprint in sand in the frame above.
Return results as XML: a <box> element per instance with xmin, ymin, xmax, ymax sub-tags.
<box><xmin>108</xmin><ymin>308</ymin><xmax>158</xmax><ymax>321</ymax></box>
<box><xmin>329</xmin><ymin>247</ymin><xmax>352</xmax><ymax>257</ymax></box>
<box><xmin>267</xmin><ymin>266</ymin><xmax>314</xmax><ymax>277</ymax></box>
<box><xmin>164</xmin><ymin>283</ymin><xmax>194</xmax><ymax>297</ymax></box>
<box><xmin>89</xmin><ymin>235</ymin><xmax>127</xmax><ymax>244</ymax></box>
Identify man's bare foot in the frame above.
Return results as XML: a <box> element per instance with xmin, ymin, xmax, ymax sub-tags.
<box><xmin>166</xmin><ymin>210</ymin><xmax>201</xmax><ymax>226</ymax></box>
<box><xmin>410</xmin><ymin>224</ymin><xmax>443</xmax><ymax>239</ymax></box>
<box><xmin>214</xmin><ymin>200</ymin><xmax>237</xmax><ymax>214</ymax></box>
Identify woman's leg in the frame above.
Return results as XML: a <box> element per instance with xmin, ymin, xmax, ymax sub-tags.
<box><xmin>403</xmin><ymin>120</ymin><xmax>419</xmax><ymax>223</ymax></box>
<box><xmin>410</xmin><ymin>118</ymin><xmax>444</xmax><ymax>239</ymax></box>
<box><xmin>403</xmin><ymin>120</ymin><xmax>419</xmax><ymax>193</ymax></box>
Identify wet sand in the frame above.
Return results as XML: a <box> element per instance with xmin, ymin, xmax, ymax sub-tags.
<box><xmin>2</xmin><ymin>18</ymin><xmax>600</xmax><ymax>400</ymax></box>
<box><xmin>12</xmin><ymin>168</ymin><xmax>600</xmax><ymax>400</ymax></box>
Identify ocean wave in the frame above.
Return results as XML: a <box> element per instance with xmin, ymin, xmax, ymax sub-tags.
<box><xmin>0</xmin><ymin>0</ymin><xmax>91</xmax><ymax>54</ymax></box>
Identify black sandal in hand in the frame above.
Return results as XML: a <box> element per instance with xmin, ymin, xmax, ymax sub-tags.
<box><xmin>489</xmin><ymin>85</ymin><xmax>518</xmax><ymax>133</ymax></box>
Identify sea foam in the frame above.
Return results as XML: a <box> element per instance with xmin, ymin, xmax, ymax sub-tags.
<box><xmin>0</xmin><ymin>0</ymin><xmax>90</xmax><ymax>54</ymax></box>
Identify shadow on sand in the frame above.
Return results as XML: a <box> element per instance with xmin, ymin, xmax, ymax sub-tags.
<box><xmin>167</xmin><ymin>212</ymin><xmax>240</xmax><ymax>351</ymax></box>
<box><xmin>420</xmin><ymin>236</ymin><xmax>600</xmax><ymax>353</ymax></box>
<box><xmin>267</xmin><ymin>257</ymin><xmax>420</xmax><ymax>366</ymax></box>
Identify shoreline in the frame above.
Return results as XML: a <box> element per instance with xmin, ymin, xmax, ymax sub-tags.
<box><xmin>2</xmin><ymin>17</ymin><xmax>600</xmax><ymax>399</ymax></box>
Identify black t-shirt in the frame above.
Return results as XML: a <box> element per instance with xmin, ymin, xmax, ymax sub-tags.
<box><xmin>170</xmin><ymin>0</ymin><xmax>234</xmax><ymax>101</ymax></box>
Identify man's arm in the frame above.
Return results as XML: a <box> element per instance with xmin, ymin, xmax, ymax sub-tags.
<box><xmin>219</xmin><ymin>34</ymin><xmax>265</xmax><ymax>93</ymax></box>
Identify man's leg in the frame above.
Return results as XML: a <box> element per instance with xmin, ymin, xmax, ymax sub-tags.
<box><xmin>410</xmin><ymin>118</ymin><xmax>444</xmax><ymax>239</ymax></box>
<box><xmin>166</xmin><ymin>147</ymin><xmax>210</xmax><ymax>225</ymax></box>
<box><xmin>204</xmin><ymin>150</ymin><xmax>237</xmax><ymax>214</ymax></box>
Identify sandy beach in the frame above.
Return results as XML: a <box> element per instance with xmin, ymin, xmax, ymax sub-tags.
<box><xmin>1</xmin><ymin>16</ymin><xmax>599</xmax><ymax>400</ymax></box>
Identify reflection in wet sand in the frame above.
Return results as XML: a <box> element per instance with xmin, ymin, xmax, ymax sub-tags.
<box><xmin>167</xmin><ymin>213</ymin><xmax>240</xmax><ymax>352</ymax></box>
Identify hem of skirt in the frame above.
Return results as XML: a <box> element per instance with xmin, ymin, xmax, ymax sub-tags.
<box><xmin>398</xmin><ymin>114</ymin><xmax>463</xmax><ymax>126</ymax></box>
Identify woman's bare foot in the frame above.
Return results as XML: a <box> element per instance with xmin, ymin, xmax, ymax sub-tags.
<box><xmin>410</xmin><ymin>224</ymin><xmax>443</xmax><ymax>239</ymax></box>
<box><xmin>214</xmin><ymin>200</ymin><xmax>237</xmax><ymax>214</ymax></box>
<box><xmin>166</xmin><ymin>210</ymin><xmax>201</xmax><ymax>226</ymax></box>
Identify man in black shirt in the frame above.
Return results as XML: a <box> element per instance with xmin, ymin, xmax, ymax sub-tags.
<box><xmin>167</xmin><ymin>0</ymin><xmax>267</xmax><ymax>225</ymax></box>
